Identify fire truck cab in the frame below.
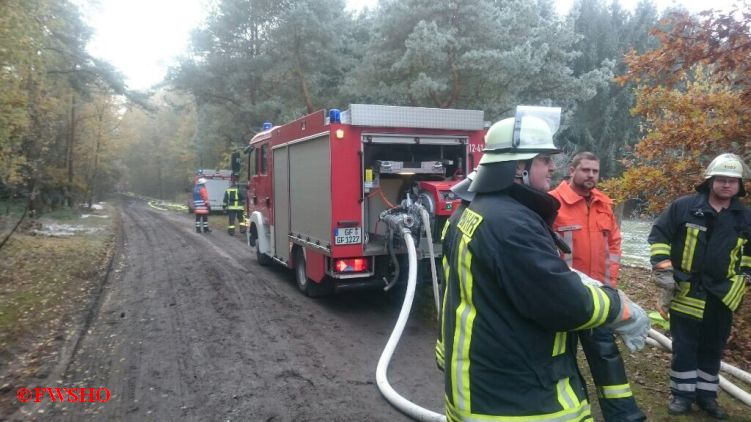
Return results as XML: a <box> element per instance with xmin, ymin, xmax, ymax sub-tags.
<box><xmin>245</xmin><ymin>104</ymin><xmax>485</xmax><ymax>296</ymax></box>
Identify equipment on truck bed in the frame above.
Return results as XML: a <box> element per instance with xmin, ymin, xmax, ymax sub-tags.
<box><xmin>243</xmin><ymin>104</ymin><xmax>486</xmax><ymax>296</ymax></box>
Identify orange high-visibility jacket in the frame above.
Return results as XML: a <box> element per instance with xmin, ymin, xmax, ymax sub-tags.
<box><xmin>549</xmin><ymin>181</ymin><xmax>622</xmax><ymax>287</ymax></box>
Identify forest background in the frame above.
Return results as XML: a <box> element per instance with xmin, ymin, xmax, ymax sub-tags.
<box><xmin>1</xmin><ymin>0</ymin><xmax>750</xmax><ymax>215</ymax></box>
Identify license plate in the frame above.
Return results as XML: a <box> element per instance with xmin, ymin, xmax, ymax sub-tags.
<box><xmin>335</xmin><ymin>227</ymin><xmax>361</xmax><ymax>245</ymax></box>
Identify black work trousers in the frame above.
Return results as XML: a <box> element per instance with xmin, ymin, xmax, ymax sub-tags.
<box><xmin>226</xmin><ymin>209</ymin><xmax>242</xmax><ymax>232</ymax></box>
<box><xmin>580</xmin><ymin>327</ymin><xmax>645</xmax><ymax>421</ymax></box>
<box><xmin>669</xmin><ymin>294</ymin><xmax>733</xmax><ymax>401</ymax></box>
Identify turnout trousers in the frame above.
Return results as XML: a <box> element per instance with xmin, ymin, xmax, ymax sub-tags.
<box><xmin>194</xmin><ymin>214</ymin><xmax>209</xmax><ymax>232</ymax></box>
<box><xmin>226</xmin><ymin>209</ymin><xmax>242</xmax><ymax>234</ymax></box>
<box><xmin>580</xmin><ymin>327</ymin><xmax>645</xmax><ymax>421</ymax></box>
<box><xmin>669</xmin><ymin>294</ymin><xmax>733</xmax><ymax>401</ymax></box>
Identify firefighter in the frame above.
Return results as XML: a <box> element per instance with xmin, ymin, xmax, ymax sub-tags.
<box><xmin>441</xmin><ymin>109</ymin><xmax>650</xmax><ymax>421</ymax></box>
<box><xmin>649</xmin><ymin>153</ymin><xmax>751</xmax><ymax>418</ymax></box>
<box><xmin>549</xmin><ymin>152</ymin><xmax>645</xmax><ymax>421</ymax></box>
<box><xmin>193</xmin><ymin>177</ymin><xmax>210</xmax><ymax>233</ymax></box>
<box><xmin>222</xmin><ymin>184</ymin><xmax>245</xmax><ymax>236</ymax></box>
<box><xmin>435</xmin><ymin>170</ymin><xmax>476</xmax><ymax>371</ymax></box>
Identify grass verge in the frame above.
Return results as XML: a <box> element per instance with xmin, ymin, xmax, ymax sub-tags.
<box><xmin>0</xmin><ymin>199</ymin><xmax>118</xmax><ymax>417</ymax></box>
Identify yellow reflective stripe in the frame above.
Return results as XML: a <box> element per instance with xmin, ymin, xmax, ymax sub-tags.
<box><xmin>575</xmin><ymin>285</ymin><xmax>610</xmax><ymax>330</ymax></box>
<box><xmin>443</xmin><ymin>256</ymin><xmax>450</xmax><ymax>281</ymax></box>
<box><xmin>681</xmin><ymin>227</ymin><xmax>699</xmax><ymax>271</ymax></box>
<box><xmin>445</xmin><ymin>394</ymin><xmax>591</xmax><ymax>421</ymax></box>
<box><xmin>451</xmin><ymin>235</ymin><xmax>476</xmax><ymax>412</ymax></box>
<box><xmin>650</xmin><ymin>243</ymin><xmax>671</xmax><ymax>256</ymax></box>
<box><xmin>557</xmin><ymin>377</ymin><xmax>581</xmax><ymax>410</ymax></box>
<box><xmin>742</xmin><ymin>256</ymin><xmax>751</xmax><ymax>268</ymax></box>
<box><xmin>727</xmin><ymin>238</ymin><xmax>744</xmax><ymax>278</ymax></box>
<box><xmin>671</xmin><ymin>302</ymin><xmax>704</xmax><ymax>319</ymax></box>
<box><xmin>441</xmin><ymin>219</ymin><xmax>451</xmax><ymax>241</ymax></box>
<box><xmin>552</xmin><ymin>332</ymin><xmax>567</xmax><ymax>356</ymax></box>
<box><xmin>723</xmin><ymin>275</ymin><xmax>748</xmax><ymax>311</ymax></box>
<box><xmin>597</xmin><ymin>383</ymin><xmax>633</xmax><ymax>399</ymax></box>
<box><xmin>435</xmin><ymin>339</ymin><xmax>445</xmax><ymax>370</ymax></box>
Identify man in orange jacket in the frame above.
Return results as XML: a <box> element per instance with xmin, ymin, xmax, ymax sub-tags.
<box><xmin>549</xmin><ymin>152</ymin><xmax>644</xmax><ymax>421</ymax></box>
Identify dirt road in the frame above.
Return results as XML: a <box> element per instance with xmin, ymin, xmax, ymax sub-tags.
<box><xmin>19</xmin><ymin>198</ymin><xmax>444</xmax><ymax>421</ymax></box>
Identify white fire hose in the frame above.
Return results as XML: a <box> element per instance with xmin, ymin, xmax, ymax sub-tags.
<box><xmin>375</xmin><ymin>227</ymin><xmax>446</xmax><ymax>422</ymax></box>
<box><xmin>646</xmin><ymin>328</ymin><xmax>751</xmax><ymax>407</ymax></box>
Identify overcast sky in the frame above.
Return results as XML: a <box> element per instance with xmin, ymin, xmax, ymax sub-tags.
<box><xmin>77</xmin><ymin>0</ymin><xmax>743</xmax><ymax>91</ymax></box>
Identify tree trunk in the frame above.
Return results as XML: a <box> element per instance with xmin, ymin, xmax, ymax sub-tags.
<box><xmin>65</xmin><ymin>93</ymin><xmax>77</xmax><ymax>207</ymax></box>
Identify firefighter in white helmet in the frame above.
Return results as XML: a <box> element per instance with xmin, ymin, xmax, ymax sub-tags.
<box><xmin>192</xmin><ymin>177</ymin><xmax>211</xmax><ymax>233</ymax></box>
<box><xmin>649</xmin><ymin>153</ymin><xmax>751</xmax><ymax>418</ymax></box>
<box><xmin>441</xmin><ymin>106</ymin><xmax>649</xmax><ymax>421</ymax></box>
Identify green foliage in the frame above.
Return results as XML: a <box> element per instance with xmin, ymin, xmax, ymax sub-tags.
<box><xmin>0</xmin><ymin>0</ymin><xmax>134</xmax><ymax>212</ymax></box>
<box><xmin>555</xmin><ymin>0</ymin><xmax>660</xmax><ymax>178</ymax></box>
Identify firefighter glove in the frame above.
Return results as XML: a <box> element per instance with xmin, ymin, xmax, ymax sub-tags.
<box><xmin>609</xmin><ymin>291</ymin><xmax>650</xmax><ymax>352</ymax></box>
<box><xmin>652</xmin><ymin>268</ymin><xmax>676</xmax><ymax>320</ymax></box>
<box><xmin>573</xmin><ymin>268</ymin><xmax>602</xmax><ymax>288</ymax></box>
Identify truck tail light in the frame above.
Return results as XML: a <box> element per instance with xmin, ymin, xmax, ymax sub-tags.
<box><xmin>334</xmin><ymin>258</ymin><xmax>369</xmax><ymax>273</ymax></box>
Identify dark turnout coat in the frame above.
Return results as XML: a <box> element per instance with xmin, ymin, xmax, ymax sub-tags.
<box><xmin>442</xmin><ymin>184</ymin><xmax>622</xmax><ymax>421</ymax></box>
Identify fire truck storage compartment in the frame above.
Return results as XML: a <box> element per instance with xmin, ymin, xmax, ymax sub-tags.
<box><xmin>362</xmin><ymin>139</ymin><xmax>467</xmax><ymax>252</ymax></box>
<box><xmin>273</xmin><ymin>134</ymin><xmax>332</xmax><ymax>263</ymax></box>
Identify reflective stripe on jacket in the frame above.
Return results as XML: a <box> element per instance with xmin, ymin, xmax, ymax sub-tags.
<box><xmin>648</xmin><ymin>193</ymin><xmax>751</xmax><ymax>316</ymax></box>
<box><xmin>549</xmin><ymin>182</ymin><xmax>622</xmax><ymax>287</ymax></box>
<box><xmin>223</xmin><ymin>187</ymin><xmax>244</xmax><ymax>210</ymax></box>
<box><xmin>442</xmin><ymin>184</ymin><xmax>622</xmax><ymax>420</ymax></box>
<box><xmin>192</xmin><ymin>185</ymin><xmax>209</xmax><ymax>215</ymax></box>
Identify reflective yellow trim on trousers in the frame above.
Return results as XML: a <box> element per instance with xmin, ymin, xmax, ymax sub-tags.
<box><xmin>722</xmin><ymin>275</ymin><xmax>748</xmax><ymax>311</ymax></box>
<box><xmin>650</xmin><ymin>243</ymin><xmax>671</xmax><ymax>257</ymax></box>
<box><xmin>681</xmin><ymin>228</ymin><xmax>699</xmax><ymax>272</ymax></box>
<box><xmin>450</xmin><ymin>235</ymin><xmax>477</xmax><ymax>412</ymax></box>
<box><xmin>597</xmin><ymin>383</ymin><xmax>633</xmax><ymax>399</ymax></box>
<box><xmin>553</xmin><ymin>332</ymin><xmax>567</xmax><ymax>356</ymax></box>
<box><xmin>445</xmin><ymin>394</ymin><xmax>592</xmax><ymax>421</ymax></box>
<box><xmin>574</xmin><ymin>285</ymin><xmax>610</xmax><ymax>330</ymax></box>
<box><xmin>742</xmin><ymin>256</ymin><xmax>751</xmax><ymax>268</ymax></box>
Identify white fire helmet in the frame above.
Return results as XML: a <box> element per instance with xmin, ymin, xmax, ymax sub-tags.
<box><xmin>197</xmin><ymin>177</ymin><xmax>207</xmax><ymax>185</ymax></box>
<box><xmin>704</xmin><ymin>153</ymin><xmax>750</xmax><ymax>180</ymax></box>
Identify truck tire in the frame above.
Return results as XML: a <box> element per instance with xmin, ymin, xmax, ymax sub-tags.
<box><xmin>248</xmin><ymin>227</ymin><xmax>272</xmax><ymax>266</ymax></box>
<box><xmin>294</xmin><ymin>248</ymin><xmax>330</xmax><ymax>297</ymax></box>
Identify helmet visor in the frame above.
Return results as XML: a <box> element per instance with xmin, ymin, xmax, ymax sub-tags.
<box><xmin>512</xmin><ymin>106</ymin><xmax>561</xmax><ymax>149</ymax></box>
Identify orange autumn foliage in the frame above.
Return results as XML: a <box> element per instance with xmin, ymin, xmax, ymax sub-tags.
<box><xmin>602</xmin><ymin>7</ymin><xmax>751</xmax><ymax>215</ymax></box>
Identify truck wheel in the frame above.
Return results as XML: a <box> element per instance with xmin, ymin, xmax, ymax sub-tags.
<box><xmin>294</xmin><ymin>248</ymin><xmax>330</xmax><ymax>297</ymax></box>
<box><xmin>248</xmin><ymin>228</ymin><xmax>272</xmax><ymax>266</ymax></box>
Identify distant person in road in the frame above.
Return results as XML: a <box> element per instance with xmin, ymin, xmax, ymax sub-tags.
<box><xmin>649</xmin><ymin>153</ymin><xmax>751</xmax><ymax>419</ymax></box>
<box><xmin>441</xmin><ymin>108</ymin><xmax>649</xmax><ymax>421</ymax></box>
<box><xmin>193</xmin><ymin>178</ymin><xmax>210</xmax><ymax>233</ymax></box>
<box><xmin>222</xmin><ymin>184</ymin><xmax>245</xmax><ymax>236</ymax></box>
<box><xmin>549</xmin><ymin>152</ymin><xmax>645</xmax><ymax>421</ymax></box>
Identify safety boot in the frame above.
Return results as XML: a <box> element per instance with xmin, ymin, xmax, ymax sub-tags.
<box><xmin>667</xmin><ymin>396</ymin><xmax>692</xmax><ymax>415</ymax></box>
<box><xmin>203</xmin><ymin>227</ymin><xmax>211</xmax><ymax>233</ymax></box>
<box><xmin>696</xmin><ymin>397</ymin><xmax>728</xmax><ymax>419</ymax></box>
<box><xmin>228</xmin><ymin>229</ymin><xmax>235</xmax><ymax>236</ymax></box>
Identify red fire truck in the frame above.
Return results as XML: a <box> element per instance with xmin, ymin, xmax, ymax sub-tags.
<box><xmin>244</xmin><ymin>104</ymin><xmax>485</xmax><ymax>296</ymax></box>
